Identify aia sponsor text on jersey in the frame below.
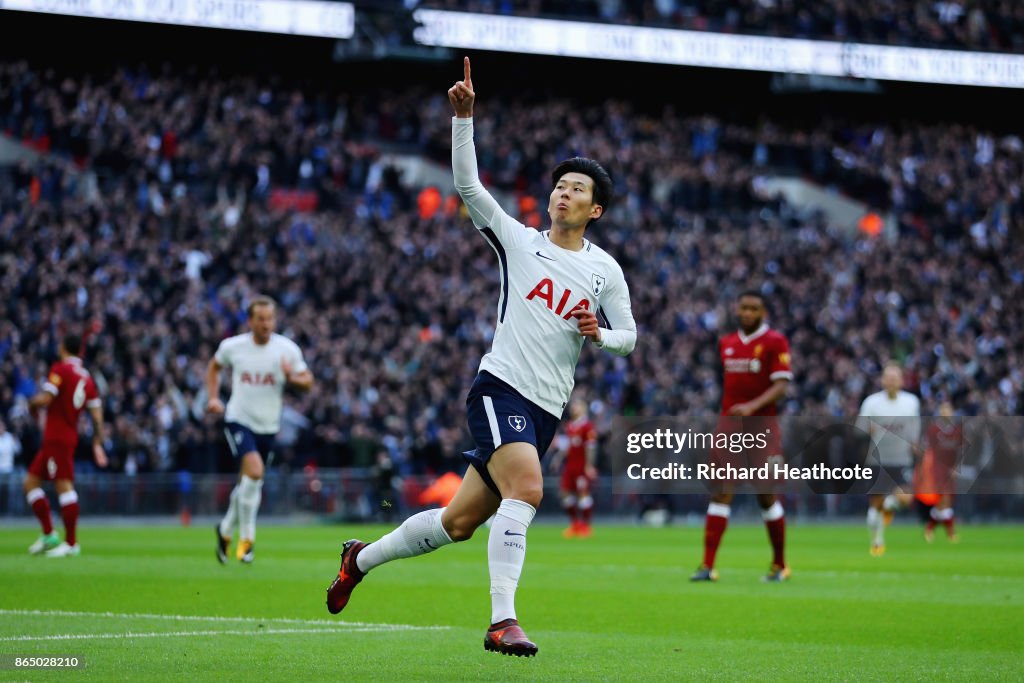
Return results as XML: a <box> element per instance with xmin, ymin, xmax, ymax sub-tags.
<box><xmin>526</xmin><ymin>278</ymin><xmax>591</xmax><ymax>320</ymax></box>
<box><xmin>240</xmin><ymin>372</ymin><xmax>276</xmax><ymax>386</ymax></box>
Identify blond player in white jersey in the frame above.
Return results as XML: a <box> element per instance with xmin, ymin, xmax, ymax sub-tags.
<box><xmin>206</xmin><ymin>295</ymin><xmax>312</xmax><ymax>564</ymax></box>
<box><xmin>325</xmin><ymin>57</ymin><xmax>637</xmax><ymax>657</ymax></box>
<box><xmin>857</xmin><ymin>363</ymin><xmax>921</xmax><ymax>556</ymax></box>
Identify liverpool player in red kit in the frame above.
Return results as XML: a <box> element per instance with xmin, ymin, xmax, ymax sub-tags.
<box><xmin>548</xmin><ymin>398</ymin><xmax>598</xmax><ymax>538</ymax></box>
<box><xmin>23</xmin><ymin>335</ymin><xmax>108</xmax><ymax>557</ymax></box>
<box><xmin>920</xmin><ymin>400</ymin><xmax>961</xmax><ymax>543</ymax></box>
<box><xmin>691</xmin><ymin>291</ymin><xmax>793</xmax><ymax>583</ymax></box>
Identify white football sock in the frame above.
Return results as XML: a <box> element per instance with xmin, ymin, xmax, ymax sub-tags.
<box><xmin>708</xmin><ymin>502</ymin><xmax>731</xmax><ymax>519</ymax></box>
<box><xmin>356</xmin><ymin>507</ymin><xmax>453</xmax><ymax>573</ymax></box>
<box><xmin>219</xmin><ymin>484</ymin><xmax>240</xmax><ymax>538</ymax></box>
<box><xmin>489</xmin><ymin>499</ymin><xmax>536</xmax><ymax>624</ymax></box>
<box><xmin>237</xmin><ymin>475</ymin><xmax>263</xmax><ymax>541</ymax></box>
<box><xmin>867</xmin><ymin>507</ymin><xmax>884</xmax><ymax>545</ymax></box>
<box><xmin>761</xmin><ymin>501</ymin><xmax>784</xmax><ymax>521</ymax></box>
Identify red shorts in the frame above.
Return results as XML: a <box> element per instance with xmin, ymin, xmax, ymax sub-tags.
<box><xmin>560</xmin><ymin>465</ymin><xmax>593</xmax><ymax>494</ymax></box>
<box><xmin>28</xmin><ymin>441</ymin><xmax>76</xmax><ymax>481</ymax></box>
<box><xmin>708</xmin><ymin>416</ymin><xmax>783</xmax><ymax>491</ymax></box>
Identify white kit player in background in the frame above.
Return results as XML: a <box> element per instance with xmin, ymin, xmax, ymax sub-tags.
<box><xmin>325</xmin><ymin>56</ymin><xmax>636</xmax><ymax>658</ymax></box>
<box><xmin>857</xmin><ymin>363</ymin><xmax>921</xmax><ymax>556</ymax></box>
<box><xmin>206</xmin><ymin>295</ymin><xmax>313</xmax><ymax>564</ymax></box>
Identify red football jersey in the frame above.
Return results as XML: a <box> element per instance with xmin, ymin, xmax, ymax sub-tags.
<box><xmin>926</xmin><ymin>421</ymin><xmax>963</xmax><ymax>469</ymax></box>
<box><xmin>42</xmin><ymin>357</ymin><xmax>100</xmax><ymax>445</ymax></box>
<box><xmin>719</xmin><ymin>324</ymin><xmax>793</xmax><ymax>416</ymax></box>
<box><xmin>564</xmin><ymin>418</ymin><xmax>597</xmax><ymax>470</ymax></box>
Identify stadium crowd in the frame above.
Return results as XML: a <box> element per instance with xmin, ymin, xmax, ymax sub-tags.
<box><xmin>1</xmin><ymin>60</ymin><xmax>1021</xmax><ymax>478</ymax></box>
<box><xmin>420</xmin><ymin>0</ymin><xmax>1024</xmax><ymax>53</ymax></box>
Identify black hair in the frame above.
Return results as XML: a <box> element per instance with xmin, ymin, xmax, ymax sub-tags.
<box><xmin>63</xmin><ymin>334</ymin><xmax>82</xmax><ymax>356</ymax></box>
<box><xmin>551</xmin><ymin>157</ymin><xmax>614</xmax><ymax>223</ymax></box>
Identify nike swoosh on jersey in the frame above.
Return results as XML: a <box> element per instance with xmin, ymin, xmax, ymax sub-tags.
<box><xmin>534</xmin><ymin>251</ymin><xmax>556</xmax><ymax>261</ymax></box>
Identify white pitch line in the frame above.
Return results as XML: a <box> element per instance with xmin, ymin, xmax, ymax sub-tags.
<box><xmin>0</xmin><ymin>609</ymin><xmax>448</xmax><ymax>631</ymax></box>
<box><xmin>0</xmin><ymin>627</ymin><xmax>423</xmax><ymax>643</ymax></box>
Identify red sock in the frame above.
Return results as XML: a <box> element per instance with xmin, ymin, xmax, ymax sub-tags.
<box><xmin>703</xmin><ymin>508</ymin><xmax>729</xmax><ymax>568</ymax></box>
<box><xmin>943</xmin><ymin>516</ymin><xmax>955</xmax><ymax>537</ymax></box>
<box><xmin>28</xmin><ymin>490</ymin><xmax>54</xmax><ymax>535</ymax></box>
<box><xmin>925</xmin><ymin>519</ymin><xmax>937</xmax><ymax>532</ymax></box>
<box><xmin>580</xmin><ymin>501</ymin><xmax>593</xmax><ymax>525</ymax></box>
<box><xmin>765</xmin><ymin>517</ymin><xmax>786</xmax><ymax>567</ymax></box>
<box><xmin>59</xmin><ymin>491</ymin><xmax>80</xmax><ymax>547</ymax></box>
<box><xmin>563</xmin><ymin>502</ymin><xmax>578</xmax><ymax>523</ymax></box>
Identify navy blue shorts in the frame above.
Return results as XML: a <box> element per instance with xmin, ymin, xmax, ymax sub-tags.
<box><xmin>224</xmin><ymin>422</ymin><xmax>276</xmax><ymax>463</ymax></box>
<box><xmin>463</xmin><ymin>371</ymin><xmax>561</xmax><ymax>497</ymax></box>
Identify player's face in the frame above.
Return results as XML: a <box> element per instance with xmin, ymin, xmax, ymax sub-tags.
<box><xmin>569</xmin><ymin>399</ymin><xmax>585</xmax><ymax>420</ymax></box>
<box><xmin>548</xmin><ymin>173</ymin><xmax>602</xmax><ymax>229</ymax></box>
<box><xmin>248</xmin><ymin>304</ymin><xmax>276</xmax><ymax>344</ymax></box>
<box><xmin>882</xmin><ymin>366</ymin><xmax>903</xmax><ymax>393</ymax></box>
<box><xmin>736</xmin><ymin>296</ymin><xmax>764</xmax><ymax>333</ymax></box>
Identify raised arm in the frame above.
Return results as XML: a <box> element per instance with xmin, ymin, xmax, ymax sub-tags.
<box><xmin>449</xmin><ymin>57</ymin><xmax>527</xmax><ymax>247</ymax></box>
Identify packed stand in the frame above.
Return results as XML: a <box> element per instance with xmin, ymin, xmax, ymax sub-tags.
<box><xmin>1</xmin><ymin>60</ymin><xmax>1022</xmax><ymax>480</ymax></box>
<box><xmin>421</xmin><ymin>0</ymin><xmax>1024</xmax><ymax>53</ymax></box>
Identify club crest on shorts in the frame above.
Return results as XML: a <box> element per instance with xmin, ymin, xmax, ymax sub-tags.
<box><xmin>592</xmin><ymin>273</ymin><xmax>606</xmax><ymax>296</ymax></box>
<box><xmin>508</xmin><ymin>415</ymin><xmax>526</xmax><ymax>432</ymax></box>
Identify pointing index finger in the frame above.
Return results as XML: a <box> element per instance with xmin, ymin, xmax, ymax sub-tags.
<box><xmin>464</xmin><ymin>56</ymin><xmax>472</xmax><ymax>85</ymax></box>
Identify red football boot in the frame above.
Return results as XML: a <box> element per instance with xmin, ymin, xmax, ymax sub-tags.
<box><xmin>326</xmin><ymin>539</ymin><xmax>367</xmax><ymax>614</ymax></box>
<box><xmin>483</xmin><ymin>618</ymin><xmax>538</xmax><ymax>657</ymax></box>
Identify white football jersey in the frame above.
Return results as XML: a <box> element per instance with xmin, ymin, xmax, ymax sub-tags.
<box><xmin>214</xmin><ymin>332</ymin><xmax>308</xmax><ymax>434</ymax></box>
<box><xmin>857</xmin><ymin>390</ymin><xmax>921</xmax><ymax>466</ymax></box>
<box><xmin>453</xmin><ymin>118</ymin><xmax>637</xmax><ymax>417</ymax></box>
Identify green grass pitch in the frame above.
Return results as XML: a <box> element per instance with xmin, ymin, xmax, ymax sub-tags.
<box><xmin>0</xmin><ymin>521</ymin><xmax>1021</xmax><ymax>681</ymax></box>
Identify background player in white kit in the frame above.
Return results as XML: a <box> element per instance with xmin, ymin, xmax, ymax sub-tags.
<box><xmin>857</xmin><ymin>363</ymin><xmax>921</xmax><ymax>556</ymax></box>
<box><xmin>325</xmin><ymin>57</ymin><xmax>637</xmax><ymax>657</ymax></box>
<box><xmin>206</xmin><ymin>295</ymin><xmax>313</xmax><ymax>563</ymax></box>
